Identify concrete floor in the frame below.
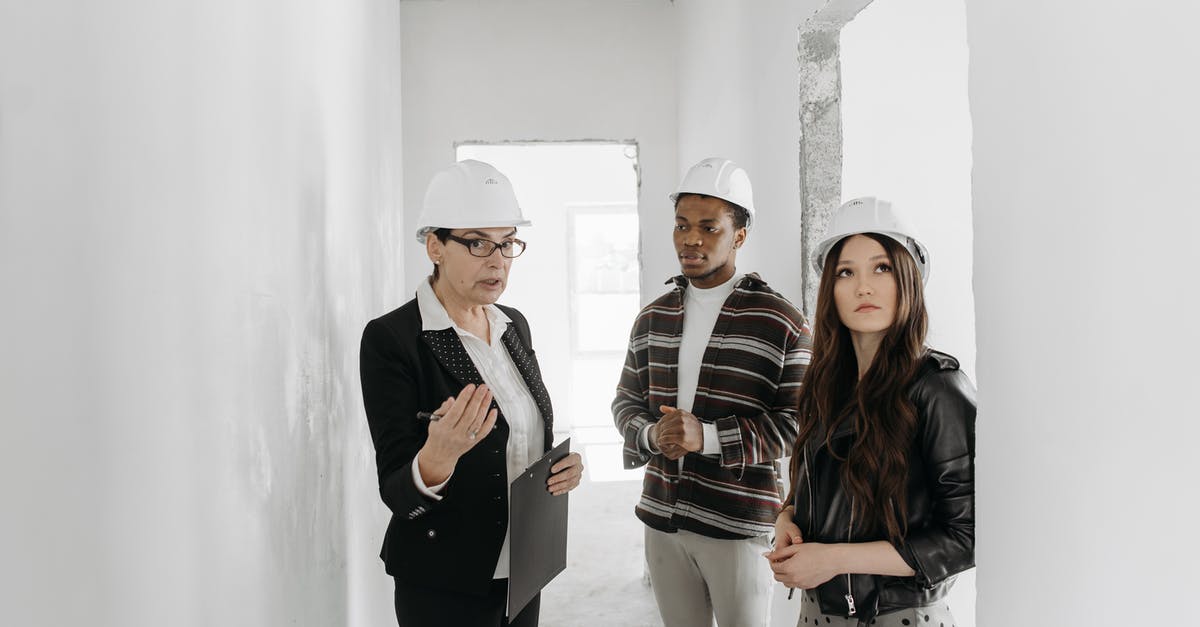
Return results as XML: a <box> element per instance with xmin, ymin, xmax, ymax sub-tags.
<box><xmin>534</xmin><ymin>447</ymin><xmax>806</xmax><ymax>627</ymax></box>
<box><xmin>538</xmin><ymin>476</ymin><xmax>662</xmax><ymax>627</ymax></box>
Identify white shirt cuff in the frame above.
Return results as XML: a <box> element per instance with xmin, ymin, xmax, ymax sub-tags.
<box><xmin>701</xmin><ymin>422</ymin><xmax>721</xmax><ymax>455</ymax></box>
<box><xmin>412</xmin><ymin>452</ymin><xmax>450</xmax><ymax>500</ymax></box>
<box><xmin>638</xmin><ymin>423</ymin><xmax>661</xmax><ymax>455</ymax></box>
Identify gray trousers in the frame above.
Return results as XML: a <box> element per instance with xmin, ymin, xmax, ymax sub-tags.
<box><xmin>645</xmin><ymin>526</ymin><xmax>774</xmax><ymax>627</ymax></box>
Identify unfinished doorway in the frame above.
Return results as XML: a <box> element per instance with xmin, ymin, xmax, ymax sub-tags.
<box><xmin>454</xmin><ymin>141</ymin><xmax>643</xmax><ymax>482</ymax></box>
<box><xmin>455</xmin><ymin>141</ymin><xmax>658</xmax><ymax>625</ymax></box>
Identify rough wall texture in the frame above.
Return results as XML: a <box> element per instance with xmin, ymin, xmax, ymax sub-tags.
<box><xmin>797</xmin><ymin>26</ymin><xmax>844</xmax><ymax>316</ymax></box>
<box><xmin>794</xmin><ymin>0</ymin><xmax>877</xmax><ymax>315</ymax></box>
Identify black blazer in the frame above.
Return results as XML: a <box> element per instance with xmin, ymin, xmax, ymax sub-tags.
<box><xmin>359</xmin><ymin>297</ymin><xmax>554</xmax><ymax>598</ymax></box>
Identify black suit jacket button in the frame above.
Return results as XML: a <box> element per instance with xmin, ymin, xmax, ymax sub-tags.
<box><xmin>427</xmin><ymin>529</ymin><xmax>436</xmax><ymax>539</ymax></box>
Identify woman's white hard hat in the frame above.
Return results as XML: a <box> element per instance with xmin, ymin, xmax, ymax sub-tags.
<box><xmin>811</xmin><ymin>197</ymin><xmax>931</xmax><ymax>284</ymax></box>
<box><xmin>669</xmin><ymin>157</ymin><xmax>756</xmax><ymax>228</ymax></box>
<box><xmin>414</xmin><ymin>159</ymin><xmax>531</xmax><ymax>243</ymax></box>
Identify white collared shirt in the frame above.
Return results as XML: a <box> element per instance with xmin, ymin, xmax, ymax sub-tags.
<box><xmin>412</xmin><ymin>278</ymin><xmax>545</xmax><ymax>579</ymax></box>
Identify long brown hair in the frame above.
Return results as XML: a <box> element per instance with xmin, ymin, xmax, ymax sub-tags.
<box><xmin>789</xmin><ymin>233</ymin><xmax>928</xmax><ymax>542</ymax></box>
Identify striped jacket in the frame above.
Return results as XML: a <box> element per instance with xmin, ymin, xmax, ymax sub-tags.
<box><xmin>613</xmin><ymin>273</ymin><xmax>812</xmax><ymax>539</ymax></box>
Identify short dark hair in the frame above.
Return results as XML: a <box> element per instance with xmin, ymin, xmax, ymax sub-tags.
<box><xmin>674</xmin><ymin>193</ymin><xmax>750</xmax><ymax>230</ymax></box>
<box><xmin>429</xmin><ymin>228</ymin><xmax>451</xmax><ymax>281</ymax></box>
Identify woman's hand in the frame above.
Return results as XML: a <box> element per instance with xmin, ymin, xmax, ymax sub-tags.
<box><xmin>763</xmin><ymin>542</ymin><xmax>839</xmax><ymax>590</ymax></box>
<box><xmin>546</xmin><ymin>452</ymin><xmax>584</xmax><ymax>496</ymax></box>
<box><xmin>773</xmin><ymin>505</ymin><xmax>803</xmax><ymax>552</ymax></box>
<box><xmin>417</xmin><ymin>383</ymin><xmax>498</xmax><ymax>485</ymax></box>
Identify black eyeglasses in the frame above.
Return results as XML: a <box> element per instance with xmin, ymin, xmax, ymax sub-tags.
<box><xmin>444</xmin><ymin>233</ymin><xmax>527</xmax><ymax>258</ymax></box>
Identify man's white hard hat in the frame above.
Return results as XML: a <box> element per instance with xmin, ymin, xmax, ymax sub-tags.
<box><xmin>669</xmin><ymin>157</ymin><xmax>756</xmax><ymax>228</ymax></box>
<box><xmin>811</xmin><ymin>197</ymin><xmax>931</xmax><ymax>284</ymax></box>
<box><xmin>414</xmin><ymin>159</ymin><xmax>531</xmax><ymax>243</ymax></box>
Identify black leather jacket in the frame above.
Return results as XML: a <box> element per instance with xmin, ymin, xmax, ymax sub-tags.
<box><xmin>789</xmin><ymin>350</ymin><xmax>976</xmax><ymax>620</ymax></box>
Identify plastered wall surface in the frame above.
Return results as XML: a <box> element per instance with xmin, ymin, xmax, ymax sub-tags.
<box><xmin>12</xmin><ymin>1</ymin><xmax>1193</xmax><ymax>625</ymax></box>
<box><xmin>0</xmin><ymin>1</ymin><xmax>402</xmax><ymax>625</ymax></box>
<box><xmin>840</xmin><ymin>0</ymin><xmax>975</xmax><ymax>378</ymax></box>
<box><xmin>840</xmin><ymin>2</ymin><xmax>976</xmax><ymax>622</ymax></box>
<box><xmin>968</xmin><ymin>1</ymin><xmax>1200</xmax><ymax>623</ymax></box>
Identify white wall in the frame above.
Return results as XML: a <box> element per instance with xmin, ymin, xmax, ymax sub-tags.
<box><xmin>15</xmin><ymin>2</ymin><xmax>1192</xmax><ymax>625</ymax></box>
<box><xmin>399</xmin><ymin>0</ymin><xmax>678</xmax><ymax>307</ymax></box>
<box><xmin>0</xmin><ymin>1</ymin><xmax>402</xmax><ymax>625</ymax></box>
<box><xmin>968</xmin><ymin>2</ymin><xmax>1200</xmax><ymax>624</ymax></box>
<box><xmin>841</xmin><ymin>3</ymin><xmax>976</xmax><ymax>623</ymax></box>
<box><xmin>675</xmin><ymin>0</ymin><xmax>820</xmax><ymax>306</ymax></box>
<box><xmin>841</xmin><ymin>0</ymin><xmax>975</xmax><ymax>380</ymax></box>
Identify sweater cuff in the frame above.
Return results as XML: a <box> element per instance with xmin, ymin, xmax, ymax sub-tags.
<box><xmin>701</xmin><ymin>422</ymin><xmax>721</xmax><ymax>455</ymax></box>
<box><xmin>639</xmin><ymin>423</ymin><xmax>662</xmax><ymax>455</ymax></box>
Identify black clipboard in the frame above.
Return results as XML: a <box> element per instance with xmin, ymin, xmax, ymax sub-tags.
<box><xmin>507</xmin><ymin>437</ymin><xmax>572</xmax><ymax>620</ymax></box>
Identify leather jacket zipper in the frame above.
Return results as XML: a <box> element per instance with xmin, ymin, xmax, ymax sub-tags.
<box><xmin>805</xmin><ymin>442</ymin><xmax>855</xmax><ymax>616</ymax></box>
<box><xmin>845</xmin><ymin>499</ymin><xmax>857</xmax><ymax>616</ymax></box>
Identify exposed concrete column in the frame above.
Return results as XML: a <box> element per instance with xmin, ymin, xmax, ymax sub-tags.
<box><xmin>798</xmin><ymin>27</ymin><xmax>842</xmax><ymax>316</ymax></box>
<box><xmin>796</xmin><ymin>0</ymin><xmax>873</xmax><ymax>316</ymax></box>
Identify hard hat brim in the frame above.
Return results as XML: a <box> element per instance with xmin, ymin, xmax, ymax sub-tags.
<box><xmin>811</xmin><ymin>230</ymin><xmax>931</xmax><ymax>285</ymax></box>
<box><xmin>415</xmin><ymin>217</ymin><xmax>533</xmax><ymax>243</ymax></box>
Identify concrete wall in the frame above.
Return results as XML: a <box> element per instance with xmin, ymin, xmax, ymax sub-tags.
<box><xmin>398</xmin><ymin>0</ymin><xmax>678</xmax><ymax>307</ymax></box>
<box><xmin>967</xmin><ymin>2</ymin><xmax>1200</xmax><ymax>624</ymax></box>
<box><xmin>0</xmin><ymin>1</ymin><xmax>402</xmax><ymax>625</ymax></box>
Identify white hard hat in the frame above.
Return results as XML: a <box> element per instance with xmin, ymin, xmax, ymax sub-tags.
<box><xmin>812</xmin><ymin>197</ymin><xmax>931</xmax><ymax>284</ymax></box>
<box><xmin>414</xmin><ymin>159</ymin><xmax>531</xmax><ymax>243</ymax></box>
<box><xmin>669</xmin><ymin>157</ymin><xmax>756</xmax><ymax>228</ymax></box>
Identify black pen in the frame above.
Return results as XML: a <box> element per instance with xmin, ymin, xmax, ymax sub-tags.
<box><xmin>416</xmin><ymin>411</ymin><xmax>442</xmax><ymax>422</ymax></box>
<box><xmin>787</xmin><ymin>588</ymin><xmax>794</xmax><ymax>600</ymax></box>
